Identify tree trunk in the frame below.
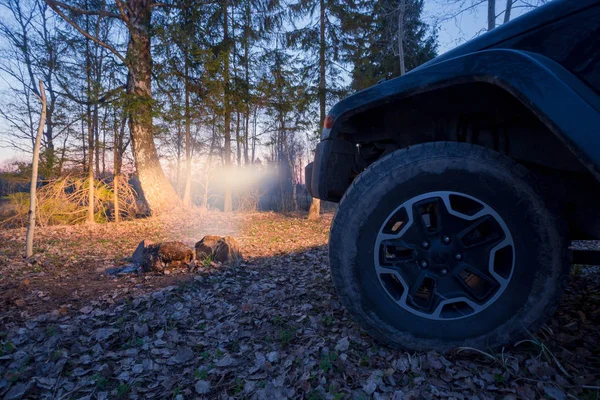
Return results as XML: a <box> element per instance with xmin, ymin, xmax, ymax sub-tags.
<box><xmin>282</xmin><ymin>127</ymin><xmax>298</xmax><ymax>212</ymax></box>
<box><xmin>86</xmin><ymin>32</ymin><xmax>95</xmax><ymax>224</ymax></box>
<box><xmin>308</xmin><ymin>0</ymin><xmax>327</xmax><ymax>219</ymax></box>
<box><xmin>318</xmin><ymin>0</ymin><xmax>326</xmax><ymax>127</ymax></box>
<box><xmin>94</xmin><ymin>104</ymin><xmax>100</xmax><ymax>176</ymax></box>
<box><xmin>488</xmin><ymin>0</ymin><xmax>496</xmax><ymax>31</ymax></box>
<box><xmin>26</xmin><ymin>81</ymin><xmax>46</xmax><ymax>258</ymax></box>
<box><xmin>44</xmin><ymin>118</ymin><xmax>55</xmax><ymax>177</ymax></box>
<box><xmin>504</xmin><ymin>0</ymin><xmax>512</xmax><ymax>23</ymax></box>
<box><xmin>397</xmin><ymin>0</ymin><xmax>406</xmax><ymax>76</ymax></box>
<box><xmin>251</xmin><ymin>107</ymin><xmax>257</xmax><ymax>163</ymax></box>
<box><xmin>243</xmin><ymin>1</ymin><xmax>250</xmax><ymax>165</ymax></box>
<box><xmin>204</xmin><ymin>122</ymin><xmax>217</xmax><ymax>210</ymax></box>
<box><xmin>87</xmin><ymin>104</ymin><xmax>95</xmax><ymax>224</ymax></box>
<box><xmin>102</xmin><ymin>109</ymin><xmax>107</xmax><ymax>176</ymax></box>
<box><xmin>182</xmin><ymin>49</ymin><xmax>192</xmax><ymax>207</ymax></box>
<box><xmin>223</xmin><ymin>0</ymin><xmax>232</xmax><ymax>212</ymax></box>
<box><xmin>235</xmin><ymin>112</ymin><xmax>241</xmax><ymax>166</ymax></box>
<box><xmin>127</xmin><ymin>0</ymin><xmax>180</xmax><ymax>214</ymax></box>
<box><xmin>113</xmin><ymin>109</ymin><xmax>121</xmax><ymax>223</ymax></box>
<box><xmin>308</xmin><ymin>198</ymin><xmax>320</xmax><ymax>220</ymax></box>
<box><xmin>81</xmin><ymin>114</ymin><xmax>87</xmax><ymax>171</ymax></box>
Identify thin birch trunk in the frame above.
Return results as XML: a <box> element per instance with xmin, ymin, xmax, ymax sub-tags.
<box><xmin>25</xmin><ymin>80</ymin><xmax>47</xmax><ymax>258</ymax></box>
<box><xmin>113</xmin><ymin>108</ymin><xmax>121</xmax><ymax>223</ymax></box>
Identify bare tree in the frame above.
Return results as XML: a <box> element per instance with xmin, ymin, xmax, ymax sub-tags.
<box><xmin>0</xmin><ymin>0</ymin><xmax>65</xmax><ymax>176</ymax></box>
<box><xmin>25</xmin><ymin>80</ymin><xmax>47</xmax><ymax>258</ymax></box>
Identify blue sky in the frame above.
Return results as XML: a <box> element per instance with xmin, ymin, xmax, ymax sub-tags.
<box><xmin>0</xmin><ymin>0</ymin><xmax>535</xmax><ymax>166</ymax></box>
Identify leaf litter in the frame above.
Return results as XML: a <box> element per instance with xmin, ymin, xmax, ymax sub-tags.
<box><xmin>0</xmin><ymin>211</ymin><xmax>598</xmax><ymax>399</ymax></box>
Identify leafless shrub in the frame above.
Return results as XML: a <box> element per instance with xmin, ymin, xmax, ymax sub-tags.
<box><xmin>1</xmin><ymin>175</ymin><xmax>140</xmax><ymax>227</ymax></box>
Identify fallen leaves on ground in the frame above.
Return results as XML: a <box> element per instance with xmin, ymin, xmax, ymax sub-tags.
<box><xmin>0</xmin><ymin>211</ymin><xmax>598</xmax><ymax>399</ymax></box>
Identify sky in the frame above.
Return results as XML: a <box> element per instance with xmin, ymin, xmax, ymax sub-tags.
<box><xmin>0</xmin><ymin>0</ymin><xmax>534</xmax><ymax>167</ymax></box>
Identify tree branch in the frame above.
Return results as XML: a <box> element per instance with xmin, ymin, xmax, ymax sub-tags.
<box><xmin>44</xmin><ymin>0</ymin><xmax>122</xmax><ymax>19</ymax></box>
<box><xmin>114</xmin><ymin>0</ymin><xmax>133</xmax><ymax>31</ymax></box>
<box><xmin>44</xmin><ymin>0</ymin><xmax>127</xmax><ymax>64</ymax></box>
<box><xmin>150</xmin><ymin>0</ymin><xmax>218</xmax><ymax>8</ymax></box>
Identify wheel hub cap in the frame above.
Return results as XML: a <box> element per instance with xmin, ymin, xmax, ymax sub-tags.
<box><xmin>374</xmin><ymin>191</ymin><xmax>515</xmax><ymax>320</ymax></box>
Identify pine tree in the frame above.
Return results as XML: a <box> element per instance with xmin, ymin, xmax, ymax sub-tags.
<box><xmin>349</xmin><ymin>0</ymin><xmax>437</xmax><ymax>91</ymax></box>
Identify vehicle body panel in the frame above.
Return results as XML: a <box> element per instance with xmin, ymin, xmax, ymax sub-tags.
<box><xmin>307</xmin><ymin>0</ymin><xmax>600</xmax><ymax>202</ymax></box>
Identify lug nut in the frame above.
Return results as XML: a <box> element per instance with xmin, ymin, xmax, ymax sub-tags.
<box><xmin>420</xmin><ymin>260</ymin><xmax>429</xmax><ymax>268</ymax></box>
<box><xmin>441</xmin><ymin>268</ymin><xmax>448</xmax><ymax>275</ymax></box>
<box><xmin>443</xmin><ymin>236</ymin><xmax>451</xmax><ymax>244</ymax></box>
<box><xmin>454</xmin><ymin>253</ymin><xmax>462</xmax><ymax>261</ymax></box>
<box><xmin>422</xmin><ymin>240</ymin><xmax>430</xmax><ymax>249</ymax></box>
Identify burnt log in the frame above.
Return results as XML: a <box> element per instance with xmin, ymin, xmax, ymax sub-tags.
<box><xmin>142</xmin><ymin>241</ymin><xmax>193</xmax><ymax>273</ymax></box>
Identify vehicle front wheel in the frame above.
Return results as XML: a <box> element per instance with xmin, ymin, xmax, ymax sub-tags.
<box><xmin>329</xmin><ymin>142</ymin><xmax>569</xmax><ymax>351</ymax></box>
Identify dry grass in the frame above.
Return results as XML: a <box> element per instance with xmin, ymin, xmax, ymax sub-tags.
<box><xmin>1</xmin><ymin>175</ymin><xmax>139</xmax><ymax>228</ymax></box>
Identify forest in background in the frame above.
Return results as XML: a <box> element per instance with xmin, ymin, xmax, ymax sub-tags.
<box><xmin>0</xmin><ymin>0</ymin><xmax>546</xmax><ymax>224</ymax></box>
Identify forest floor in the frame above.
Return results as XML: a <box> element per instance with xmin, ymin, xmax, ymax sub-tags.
<box><xmin>0</xmin><ymin>211</ymin><xmax>599</xmax><ymax>399</ymax></box>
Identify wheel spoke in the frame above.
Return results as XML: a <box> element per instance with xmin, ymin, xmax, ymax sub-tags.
<box><xmin>434</xmin><ymin>274</ymin><xmax>470</xmax><ymax>300</ymax></box>
<box><xmin>458</xmin><ymin>215</ymin><xmax>505</xmax><ymax>249</ymax></box>
<box><xmin>411</xmin><ymin>198</ymin><xmax>443</xmax><ymax>236</ymax></box>
<box><xmin>455</xmin><ymin>263</ymin><xmax>500</xmax><ymax>302</ymax></box>
<box><xmin>407</xmin><ymin>273</ymin><xmax>436</xmax><ymax>312</ymax></box>
<box><xmin>379</xmin><ymin>239</ymin><xmax>416</xmax><ymax>266</ymax></box>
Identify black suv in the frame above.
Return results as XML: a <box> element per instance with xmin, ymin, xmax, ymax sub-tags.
<box><xmin>306</xmin><ymin>0</ymin><xmax>600</xmax><ymax>351</ymax></box>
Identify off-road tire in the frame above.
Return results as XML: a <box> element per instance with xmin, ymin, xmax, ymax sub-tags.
<box><xmin>329</xmin><ymin>142</ymin><xmax>569</xmax><ymax>351</ymax></box>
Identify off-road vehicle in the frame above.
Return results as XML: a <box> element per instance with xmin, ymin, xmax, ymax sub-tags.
<box><xmin>306</xmin><ymin>0</ymin><xmax>600</xmax><ymax>351</ymax></box>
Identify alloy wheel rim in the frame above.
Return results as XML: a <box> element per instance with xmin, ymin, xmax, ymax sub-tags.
<box><xmin>374</xmin><ymin>191</ymin><xmax>515</xmax><ymax>320</ymax></box>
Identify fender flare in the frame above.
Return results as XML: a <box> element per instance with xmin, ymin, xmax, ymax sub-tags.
<box><xmin>327</xmin><ymin>49</ymin><xmax>600</xmax><ymax>179</ymax></box>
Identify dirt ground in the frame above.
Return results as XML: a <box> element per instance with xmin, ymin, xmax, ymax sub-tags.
<box><xmin>0</xmin><ymin>211</ymin><xmax>599</xmax><ymax>399</ymax></box>
<box><xmin>0</xmin><ymin>211</ymin><xmax>330</xmax><ymax>324</ymax></box>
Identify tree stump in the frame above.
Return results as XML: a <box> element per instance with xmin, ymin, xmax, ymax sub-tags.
<box><xmin>194</xmin><ymin>235</ymin><xmax>222</xmax><ymax>261</ymax></box>
<box><xmin>194</xmin><ymin>235</ymin><xmax>242</xmax><ymax>267</ymax></box>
